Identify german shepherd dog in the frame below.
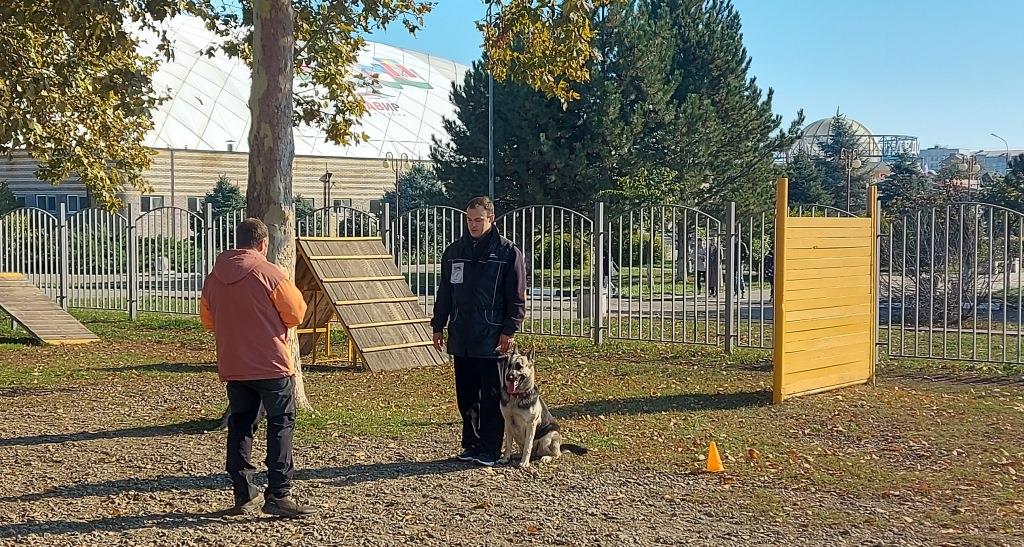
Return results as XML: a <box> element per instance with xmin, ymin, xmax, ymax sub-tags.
<box><xmin>498</xmin><ymin>348</ymin><xmax>586</xmax><ymax>468</ymax></box>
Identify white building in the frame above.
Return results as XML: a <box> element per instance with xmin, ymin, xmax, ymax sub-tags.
<box><xmin>2</xmin><ymin>15</ymin><xmax>469</xmax><ymax>216</ymax></box>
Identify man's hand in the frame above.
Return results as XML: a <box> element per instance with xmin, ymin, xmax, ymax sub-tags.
<box><xmin>432</xmin><ymin>331</ymin><xmax>445</xmax><ymax>352</ymax></box>
<box><xmin>498</xmin><ymin>334</ymin><xmax>514</xmax><ymax>354</ymax></box>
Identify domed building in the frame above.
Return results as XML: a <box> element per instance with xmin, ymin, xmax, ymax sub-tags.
<box><xmin>2</xmin><ymin>15</ymin><xmax>468</xmax><ymax>216</ymax></box>
<box><xmin>792</xmin><ymin>116</ymin><xmax>883</xmax><ymax>160</ymax></box>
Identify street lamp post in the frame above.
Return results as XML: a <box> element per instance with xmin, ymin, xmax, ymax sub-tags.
<box><xmin>319</xmin><ymin>166</ymin><xmax>333</xmax><ymax>209</ymax></box>
<box><xmin>486</xmin><ymin>1</ymin><xmax>495</xmax><ymax>202</ymax></box>
<box><xmin>991</xmin><ymin>133</ymin><xmax>1010</xmax><ymax>173</ymax></box>
<box><xmin>957</xmin><ymin>154</ymin><xmax>981</xmax><ymax>199</ymax></box>
<box><xmin>840</xmin><ymin>148</ymin><xmax>862</xmax><ymax>211</ymax></box>
<box><xmin>384</xmin><ymin>152</ymin><xmax>410</xmax><ymax>214</ymax></box>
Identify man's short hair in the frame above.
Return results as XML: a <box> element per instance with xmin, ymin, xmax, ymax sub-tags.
<box><xmin>466</xmin><ymin>196</ymin><xmax>494</xmax><ymax>216</ymax></box>
<box><xmin>237</xmin><ymin>218</ymin><xmax>269</xmax><ymax>249</ymax></box>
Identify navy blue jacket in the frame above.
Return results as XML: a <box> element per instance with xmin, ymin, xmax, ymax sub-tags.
<box><xmin>431</xmin><ymin>227</ymin><xmax>526</xmax><ymax>358</ymax></box>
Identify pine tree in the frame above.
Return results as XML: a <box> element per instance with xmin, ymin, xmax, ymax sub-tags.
<box><xmin>786</xmin><ymin>151</ymin><xmax>832</xmax><ymax>206</ymax></box>
<box><xmin>0</xmin><ymin>180</ymin><xmax>18</xmax><ymax>214</ymax></box>
<box><xmin>983</xmin><ymin>154</ymin><xmax>1024</xmax><ymax>213</ymax></box>
<box><xmin>814</xmin><ymin>115</ymin><xmax>871</xmax><ymax>212</ymax></box>
<box><xmin>649</xmin><ymin>0</ymin><xmax>803</xmax><ymax>213</ymax></box>
<box><xmin>877</xmin><ymin>152</ymin><xmax>938</xmax><ymax>219</ymax></box>
<box><xmin>382</xmin><ymin>164</ymin><xmax>448</xmax><ymax>214</ymax></box>
<box><xmin>202</xmin><ymin>175</ymin><xmax>246</xmax><ymax>218</ymax></box>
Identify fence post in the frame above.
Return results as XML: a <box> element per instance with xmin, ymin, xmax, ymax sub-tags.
<box><xmin>127</xmin><ymin>203</ymin><xmax>138</xmax><ymax>320</ymax></box>
<box><xmin>57</xmin><ymin>203</ymin><xmax>68</xmax><ymax>310</ymax></box>
<box><xmin>593</xmin><ymin>202</ymin><xmax>606</xmax><ymax>347</ymax></box>
<box><xmin>724</xmin><ymin>201</ymin><xmax>736</xmax><ymax>353</ymax></box>
<box><xmin>382</xmin><ymin>202</ymin><xmax>393</xmax><ymax>255</ymax></box>
<box><xmin>204</xmin><ymin>203</ymin><xmax>215</xmax><ymax>276</ymax></box>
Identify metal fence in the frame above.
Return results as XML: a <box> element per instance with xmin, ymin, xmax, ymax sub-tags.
<box><xmin>2</xmin><ymin>200</ymin><xmax>1022</xmax><ymax>368</ymax></box>
<box><xmin>880</xmin><ymin>203</ymin><xmax>1023</xmax><ymax>365</ymax></box>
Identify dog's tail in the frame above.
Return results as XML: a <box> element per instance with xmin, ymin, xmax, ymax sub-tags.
<box><xmin>561</xmin><ymin>443</ymin><xmax>588</xmax><ymax>456</ymax></box>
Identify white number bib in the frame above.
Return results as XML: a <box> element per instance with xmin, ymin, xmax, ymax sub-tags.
<box><xmin>451</xmin><ymin>262</ymin><xmax>464</xmax><ymax>284</ymax></box>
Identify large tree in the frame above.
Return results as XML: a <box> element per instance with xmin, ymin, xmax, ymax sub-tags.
<box><xmin>648</xmin><ymin>0</ymin><xmax>803</xmax><ymax>213</ymax></box>
<box><xmin>983</xmin><ymin>154</ymin><xmax>1024</xmax><ymax>214</ymax></box>
<box><xmin>877</xmin><ymin>152</ymin><xmax>938</xmax><ymax>219</ymax></box>
<box><xmin>814</xmin><ymin>114</ymin><xmax>871</xmax><ymax>212</ymax></box>
<box><xmin>785</xmin><ymin>150</ymin><xmax>832</xmax><ymax>207</ymax></box>
<box><xmin>382</xmin><ymin>163</ymin><xmax>447</xmax><ymax>215</ymax></box>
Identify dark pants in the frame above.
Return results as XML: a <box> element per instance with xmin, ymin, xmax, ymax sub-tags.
<box><xmin>453</xmin><ymin>356</ymin><xmax>504</xmax><ymax>455</ymax></box>
<box><xmin>226</xmin><ymin>376</ymin><xmax>295</xmax><ymax>503</ymax></box>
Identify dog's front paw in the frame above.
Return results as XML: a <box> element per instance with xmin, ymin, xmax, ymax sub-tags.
<box><xmin>517</xmin><ymin>461</ymin><xmax>532</xmax><ymax>470</ymax></box>
<box><xmin>539</xmin><ymin>456</ymin><xmax>553</xmax><ymax>464</ymax></box>
<box><xmin>497</xmin><ymin>456</ymin><xmax>510</xmax><ymax>465</ymax></box>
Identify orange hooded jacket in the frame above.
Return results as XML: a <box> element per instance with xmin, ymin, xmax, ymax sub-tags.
<box><xmin>200</xmin><ymin>249</ymin><xmax>307</xmax><ymax>382</ymax></box>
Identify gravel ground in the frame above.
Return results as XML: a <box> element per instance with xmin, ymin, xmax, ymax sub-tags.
<box><xmin>0</xmin><ymin>375</ymin><xmax>1019</xmax><ymax>547</ymax></box>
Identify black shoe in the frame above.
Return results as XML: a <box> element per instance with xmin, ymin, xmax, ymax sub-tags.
<box><xmin>456</xmin><ymin>448</ymin><xmax>478</xmax><ymax>462</ymax></box>
<box><xmin>472</xmin><ymin>452</ymin><xmax>498</xmax><ymax>467</ymax></box>
<box><xmin>262</xmin><ymin>495</ymin><xmax>317</xmax><ymax>519</ymax></box>
<box><xmin>225</xmin><ymin>486</ymin><xmax>261</xmax><ymax>516</ymax></box>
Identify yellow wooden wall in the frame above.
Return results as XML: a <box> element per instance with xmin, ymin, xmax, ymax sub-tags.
<box><xmin>772</xmin><ymin>177</ymin><xmax>878</xmax><ymax>403</ymax></box>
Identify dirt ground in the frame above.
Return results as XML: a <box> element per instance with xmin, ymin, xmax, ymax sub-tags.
<box><xmin>1</xmin><ymin>312</ymin><xmax>1022</xmax><ymax>546</ymax></box>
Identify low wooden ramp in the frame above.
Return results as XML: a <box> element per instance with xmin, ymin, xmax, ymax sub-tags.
<box><xmin>295</xmin><ymin>237</ymin><xmax>447</xmax><ymax>372</ymax></box>
<box><xmin>0</xmin><ymin>273</ymin><xmax>100</xmax><ymax>345</ymax></box>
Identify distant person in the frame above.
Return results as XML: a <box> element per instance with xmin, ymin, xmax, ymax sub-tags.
<box><xmin>200</xmin><ymin>218</ymin><xmax>315</xmax><ymax>518</ymax></box>
<box><xmin>763</xmin><ymin>248</ymin><xmax>775</xmax><ymax>302</ymax></box>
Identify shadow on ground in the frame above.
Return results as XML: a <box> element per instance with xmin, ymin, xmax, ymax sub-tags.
<box><xmin>0</xmin><ymin>417</ymin><xmax>216</xmax><ymax>448</ymax></box>
<box><xmin>553</xmin><ymin>390</ymin><xmax>771</xmax><ymax>418</ymax></box>
<box><xmin>0</xmin><ymin>458</ymin><xmax>465</xmax><ymax>538</ymax></box>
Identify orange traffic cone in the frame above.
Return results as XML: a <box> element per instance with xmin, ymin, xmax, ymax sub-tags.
<box><xmin>705</xmin><ymin>441</ymin><xmax>725</xmax><ymax>473</ymax></box>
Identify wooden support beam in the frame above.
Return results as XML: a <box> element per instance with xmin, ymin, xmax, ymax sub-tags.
<box><xmin>298</xmin><ymin>236</ymin><xmax>383</xmax><ymax>242</ymax></box>
<box><xmin>321</xmin><ymin>276</ymin><xmax>406</xmax><ymax>283</ymax></box>
<box><xmin>306</xmin><ymin>254</ymin><xmax>393</xmax><ymax>260</ymax></box>
<box><xmin>334</xmin><ymin>297</ymin><xmax>419</xmax><ymax>306</ymax></box>
<box><xmin>360</xmin><ymin>341</ymin><xmax>435</xmax><ymax>353</ymax></box>
<box><xmin>346</xmin><ymin>318</ymin><xmax>431</xmax><ymax>329</ymax></box>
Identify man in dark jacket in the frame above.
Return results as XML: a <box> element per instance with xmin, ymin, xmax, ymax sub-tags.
<box><xmin>431</xmin><ymin>196</ymin><xmax>527</xmax><ymax>467</ymax></box>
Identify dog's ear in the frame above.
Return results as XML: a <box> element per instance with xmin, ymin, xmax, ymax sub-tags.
<box><xmin>525</xmin><ymin>347</ymin><xmax>535</xmax><ymax>362</ymax></box>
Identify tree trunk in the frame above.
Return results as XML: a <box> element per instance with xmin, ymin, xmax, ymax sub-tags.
<box><xmin>246</xmin><ymin>0</ymin><xmax>311</xmax><ymax>410</ymax></box>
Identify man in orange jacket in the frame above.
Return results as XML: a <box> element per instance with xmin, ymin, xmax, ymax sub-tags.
<box><xmin>200</xmin><ymin>218</ymin><xmax>316</xmax><ymax>518</ymax></box>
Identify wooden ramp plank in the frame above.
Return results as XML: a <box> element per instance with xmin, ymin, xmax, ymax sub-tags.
<box><xmin>295</xmin><ymin>239</ymin><xmax>445</xmax><ymax>372</ymax></box>
<box><xmin>0</xmin><ymin>273</ymin><xmax>100</xmax><ymax>345</ymax></box>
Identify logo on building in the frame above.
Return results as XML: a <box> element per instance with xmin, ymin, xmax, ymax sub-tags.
<box><xmin>359</xmin><ymin>58</ymin><xmax>433</xmax><ymax>91</ymax></box>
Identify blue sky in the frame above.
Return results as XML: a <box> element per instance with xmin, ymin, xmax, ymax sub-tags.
<box><xmin>373</xmin><ymin>0</ymin><xmax>1023</xmax><ymax>152</ymax></box>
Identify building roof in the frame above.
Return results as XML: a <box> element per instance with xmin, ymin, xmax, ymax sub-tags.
<box><xmin>138</xmin><ymin>15</ymin><xmax>468</xmax><ymax>160</ymax></box>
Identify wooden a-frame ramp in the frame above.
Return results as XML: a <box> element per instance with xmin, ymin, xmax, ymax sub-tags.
<box><xmin>294</xmin><ymin>237</ymin><xmax>447</xmax><ymax>372</ymax></box>
<box><xmin>0</xmin><ymin>273</ymin><xmax>100</xmax><ymax>345</ymax></box>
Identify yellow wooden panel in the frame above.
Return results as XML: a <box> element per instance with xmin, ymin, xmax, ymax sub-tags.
<box><xmin>784</xmin><ymin>331</ymin><xmax>871</xmax><ymax>355</ymax></box>
<box><xmin>785</xmin><ymin>339</ymin><xmax>866</xmax><ymax>364</ymax></box>
<box><xmin>784</xmin><ymin>321</ymin><xmax>872</xmax><ymax>342</ymax></box>
<box><xmin>785</xmin><ymin>246</ymin><xmax>873</xmax><ymax>260</ymax></box>
<box><xmin>787</xmin><ymin>265</ymin><xmax>873</xmax><ymax>281</ymax></box>
<box><xmin>782</xmin><ymin>361</ymin><xmax>871</xmax><ymax>398</ymax></box>
<box><xmin>788</xmin><ymin>256</ymin><xmax>872</xmax><ymax>270</ymax></box>
<box><xmin>785</xmin><ymin>303</ymin><xmax>872</xmax><ymax>322</ymax></box>
<box><xmin>785</xmin><ymin>279</ymin><xmax>872</xmax><ymax>295</ymax></box>
<box><xmin>787</xmin><ymin>217</ymin><xmax>872</xmax><ymax>229</ymax></box>
<box><xmin>786</xmin><ymin>294</ymin><xmax>871</xmax><ymax>312</ymax></box>
<box><xmin>786</xmin><ymin>276</ymin><xmax>868</xmax><ymax>292</ymax></box>
<box><xmin>786</xmin><ymin>237</ymin><xmax>872</xmax><ymax>250</ymax></box>
<box><xmin>784</xmin><ymin>313</ymin><xmax>871</xmax><ymax>334</ymax></box>
<box><xmin>788</xmin><ymin>226</ymin><xmax>874</xmax><ymax>239</ymax></box>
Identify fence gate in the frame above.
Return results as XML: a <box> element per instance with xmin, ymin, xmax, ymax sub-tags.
<box><xmin>880</xmin><ymin>203</ymin><xmax>1023</xmax><ymax>365</ymax></box>
<box><xmin>605</xmin><ymin>205</ymin><xmax>725</xmax><ymax>346</ymax></box>
<box><xmin>497</xmin><ymin>205</ymin><xmax>594</xmax><ymax>339</ymax></box>
<box><xmin>390</xmin><ymin>206</ymin><xmax>467</xmax><ymax>317</ymax></box>
<box><xmin>773</xmin><ymin>178</ymin><xmax>878</xmax><ymax>403</ymax></box>
<box><xmin>0</xmin><ymin>207</ymin><xmax>62</xmax><ymax>305</ymax></box>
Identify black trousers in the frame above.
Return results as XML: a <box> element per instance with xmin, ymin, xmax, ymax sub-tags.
<box><xmin>453</xmin><ymin>356</ymin><xmax>504</xmax><ymax>455</ymax></box>
<box><xmin>225</xmin><ymin>376</ymin><xmax>295</xmax><ymax>503</ymax></box>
